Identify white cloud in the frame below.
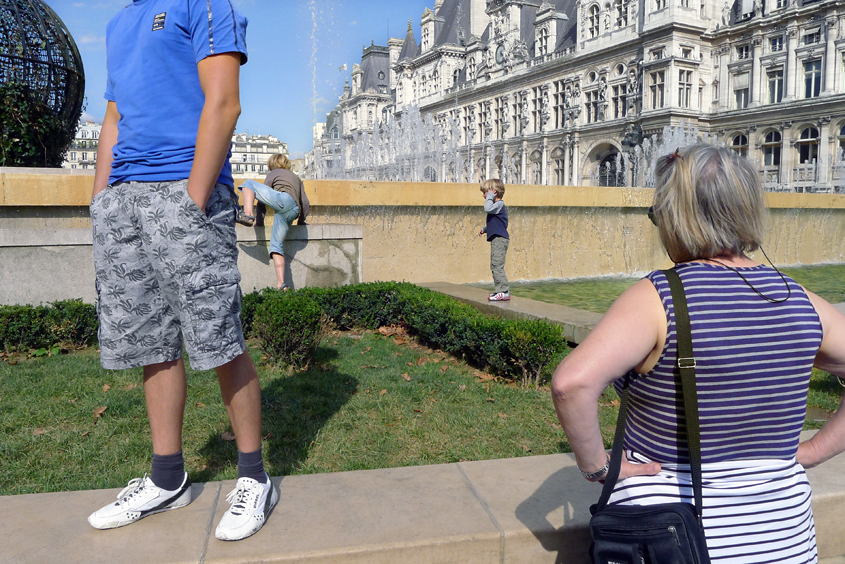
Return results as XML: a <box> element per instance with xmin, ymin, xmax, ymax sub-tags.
<box><xmin>80</xmin><ymin>111</ymin><xmax>100</xmax><ymax>124</ymax></box>
<box><xmin>78</xmin><ymin>34</ymin><xmax>105</xmax><ymax>46</ymax></box>
<box><xmin>349</xmin><ymin>20</ymin><xmax>358</xmax><ymax>26</ymax></box>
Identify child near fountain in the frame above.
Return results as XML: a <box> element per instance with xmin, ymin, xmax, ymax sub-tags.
<box><xmin>477</xmin><ymin>179</ymin><xmax>510</xmax><ymax>301</ymax></box>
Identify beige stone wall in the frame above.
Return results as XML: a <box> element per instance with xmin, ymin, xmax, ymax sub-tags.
<box><xmin>2</xmin><ymin>169</ymin><xmax>844</xmax><ymax>285</ymax></box>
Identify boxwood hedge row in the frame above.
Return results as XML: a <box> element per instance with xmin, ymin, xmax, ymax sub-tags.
<box><xmin>2</xmin><ymin>284</ymin><xmax>569</xmax><ymax>386</ymax></box>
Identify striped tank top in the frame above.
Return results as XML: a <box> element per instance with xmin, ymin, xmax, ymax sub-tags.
<box><xmin>608</xmin><ymin>262</ymin><xmax>823</xmax><ymax>563</ymax></box>
<box><xmin>616</xmin><ymin>262</ymin><xmax>823</xmax><ymax>464</ymax></box>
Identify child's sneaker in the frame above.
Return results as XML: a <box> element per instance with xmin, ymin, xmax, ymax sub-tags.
<box><xmin>488</xmin><ymin>291</ymin><xmax>510</xmax><ymax>301</ymax></box>
<box><xmin>215</xmin><ymin>474</ymin><xmax>279</xmax><ymax>541</ymax></box>
<box><xmin>88</xmin><ymin>473</ymin><xmax>192</xmax><ymax>530</ymax></box>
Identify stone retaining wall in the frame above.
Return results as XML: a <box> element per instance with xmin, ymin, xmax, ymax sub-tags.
<box><xmin>2</xmin><ymin>169</ymin><xmax>844</xmax><ymax>300</ymax></box>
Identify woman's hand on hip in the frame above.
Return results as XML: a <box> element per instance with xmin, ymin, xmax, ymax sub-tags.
<box><xmin>616</xmin><ymin>458</ymin><xmax>662</xmax><ymax>481</ymax></box>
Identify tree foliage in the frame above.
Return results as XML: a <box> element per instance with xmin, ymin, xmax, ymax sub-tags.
<box><xmin>0</xmin><ymin>81</ymin><xmax>79</xmax><ymax>167</ymax></box>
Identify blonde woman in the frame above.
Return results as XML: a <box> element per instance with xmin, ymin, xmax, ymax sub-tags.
<box><xmin>237</xmin><ymin>154</ymin><xmax>310</xmax><ymax>289</ymax></box>
<box><xmin>552</xmin><ymin>144</ymin><xmax>845</xmax><ymax>563</ymax></box>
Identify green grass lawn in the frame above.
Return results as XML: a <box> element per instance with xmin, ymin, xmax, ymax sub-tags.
<box><xmin>3</xmin><ymin>300</ymin><xmax>842</xmax><ymax>496</ymax></box>
<box><xmin>471</xmin><ymin>263</ymin><xmax>845</xmax><ymax>314</ymax></box>
<box><xmin>0</xmin><ymin>330</ymin><xmax>585</xmax><ymax>496</ymax></box>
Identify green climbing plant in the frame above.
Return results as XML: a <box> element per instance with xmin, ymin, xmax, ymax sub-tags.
<box><xmin>0</xmin><ymin>81</ymin><xmax>79</xmax><ymax>167</ymax></box>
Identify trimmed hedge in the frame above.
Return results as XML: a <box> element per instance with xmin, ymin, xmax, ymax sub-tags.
<box><xmin>0</xmin><ymin>299</ymin><xmax>98</xmax><ymax>352</ymax></box>
<box><xmin>243</xmin><ymin>282</ymin><xmax>569</xmax><ymax>386</ymax></box>
<box><xmin>253</xmin><ymin>291</ymin><xmax>327</xmax><ymax>369</ymax></box>
<box><xmin>2</xmin><ymin>284</ymin><xmax>569</xmax><ymax>385</ymax></box>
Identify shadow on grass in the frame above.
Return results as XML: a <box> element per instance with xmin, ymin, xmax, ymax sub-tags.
<box><xmin>192</xmin><ymin>346</ymin><xmax>357</xmax><ymax>482</ymax></box>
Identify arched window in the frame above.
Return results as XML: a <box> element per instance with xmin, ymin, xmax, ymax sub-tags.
<box><xmin>551</xmin><ymin>147</ymin><xmax>566</xmax><ymax>185</ymax></box>
<box><xmin>468</xmin><ymin>58</ymin><xmax>476</xmax><ymax>80</ymax></box>
<box><xmin>797</xmin><ymin>127</ymin><xmax>819</xmax><ymax>164</ymax></box>
<box><xmin>538</xmin><ymin>27</ymin><xmax>550</xmax><ymax>55</ymax></box>
<box><xmin>423</xmin><ymin>166</ymin><xmax>437</xmax><ymax>182</ymax></box>
<box><xmin>615</xmin><ymin>0</ymin><xmax>628</xmax><ymax>27</ymax></box>
<box><xmin>598</xmin><ymin>153</ymin><xmax>625</xmax><ymax>186</ymax></box>
<box><xmin>432</xmin><ymin>70</ymin><xmax>439</xmax><ymax>92</ymax></box>
<box><xmin>420</xmin><ymin>75</ymin><xmax>427</xmax><ymax>97</ymax></box>
<box><xmin>331</xmin><ymin>126</ymin><xmax>339</xmax><ymax>139</ymax></box>
<box><xmin>731</xmin><ymin>134</ymin><xmax>748</xmax><ymax>157</ymax></box>
<box><xmin>589</xmin><ymin>5</ymin><xmax>600</xmax><ymax>38</ymax></box>
<box><xmin>838</xmin><ymin>124</ymin><xmax>845</xmax><ymax>152</ymax></box>
<box><xmin>762</xmin><ymin>131</ymin><xmax>781</xmax><ymax>166</ymax></box>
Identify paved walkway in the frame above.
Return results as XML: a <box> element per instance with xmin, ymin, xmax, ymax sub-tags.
<box><xmin>3</xmin><ymin>286</ymin><xmax>845</xmax><ymax>564</ymax></box>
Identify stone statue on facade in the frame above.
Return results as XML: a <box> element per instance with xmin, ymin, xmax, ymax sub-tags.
<box><xmin>720</xmin><ymin>1</ymin><xmax>731</xmax><ymax>27</ymax></box>
<box><xmin>511</xmin><ymin>40</ymin><xmax>530</xmax><ymax>62</ymax></box>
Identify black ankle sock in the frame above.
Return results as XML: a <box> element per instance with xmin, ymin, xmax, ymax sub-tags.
<box><xmin>237</xmin><ymin>447</ymin><xmax>266</xmax><ymax>483</ymax></box>
<box><xmin>151</xmin><ymin>451</ymin><xmax>185</xmax><ymax>491</ymax></box>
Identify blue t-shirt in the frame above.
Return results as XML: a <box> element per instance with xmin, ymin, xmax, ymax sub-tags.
<box><xmin>105</xmin><ymin>0</ymin><xmax>248</xmax><ymax>186</ymax></box>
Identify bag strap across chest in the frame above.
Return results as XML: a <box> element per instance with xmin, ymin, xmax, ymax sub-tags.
<box><xmin>593</xmin><ymin>268</ymin><xmax>705</xmax><ymax>527</ymax></box>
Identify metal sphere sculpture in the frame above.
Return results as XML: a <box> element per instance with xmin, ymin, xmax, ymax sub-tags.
<box><xmin>0</xmin><ymin>0</ymin><xmax>84</xmax><ymax>126</ymax></box>
<box><xmin>0</xmin><ymin>0</ymin><xmax>84</xmax><ymax>166</ymax></box>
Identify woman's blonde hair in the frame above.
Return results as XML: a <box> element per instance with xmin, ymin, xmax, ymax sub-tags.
<box><xmin>652</xmin><ymin>143</ymin><xmax>765</xmax><ymax>263</ymax></box>
<box><xmin>481</xmin><ymin>178</ymin><xmax>505</xmax><ymax>198</ymax></box>
<box><xmin>267</xmin><ymin>153</ymin><xmax>291</xmax><ymax>171</ymax></box>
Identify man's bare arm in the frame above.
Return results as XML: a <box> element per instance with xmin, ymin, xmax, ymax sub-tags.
<box><xmin>91</xmin><ymin>101</ymin><xmax>120</xmax><ymax>200</ymax></box>
<box><xmin>187</xmin><ymin>52</ymin><xmax>242</xmax><ymax>212</ymax></box>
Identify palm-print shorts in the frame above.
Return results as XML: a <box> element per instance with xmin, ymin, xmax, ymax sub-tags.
<box><xmin>90</xmin><ymin>180</ymin><xmax>246</xmax><ymax>371</ymax></box>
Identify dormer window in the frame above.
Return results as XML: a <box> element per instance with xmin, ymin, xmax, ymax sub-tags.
<box><xmin>588</xmin><ymin>5</ymin><xmax>600</xmax><ymax>38</ymax></box>
<box><xmin>538</xmin><ymin>26</ymin><xmax>550</xmax><ymax>55</ymax></box>
<box><xmin>615</xmin><ymin>0</ymin><xmax>628</xmax><ymax>27</ymax></box>
<box><xmin>682</xmin><ymin>48</ymin><xmax>693</xmax><ymax>58</ymax></box>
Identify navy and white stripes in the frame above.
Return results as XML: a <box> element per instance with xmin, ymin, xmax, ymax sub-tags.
<box><xmin>616</xmin><ymin>263</ymin><xmax>822</xmax><ymax>464</ymax></box>
<box><xmin>608</xmin><ymin>262</ymin><xmax>822</xmax><ymax>563</ymax></box>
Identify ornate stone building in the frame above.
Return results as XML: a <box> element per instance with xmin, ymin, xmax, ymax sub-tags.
<box><xmin>310</xmin><ymin>0</ymin><xmax>845</xmax><ymax>190</ymax></box>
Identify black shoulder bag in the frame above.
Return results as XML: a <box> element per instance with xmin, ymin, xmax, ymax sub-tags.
<box><xmin>588</xmin><ymin>268</ymin><xmax>711</xmax><ymax>564</ymax></box>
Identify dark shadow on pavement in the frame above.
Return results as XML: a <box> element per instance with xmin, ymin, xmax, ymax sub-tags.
<box><xmin>514</xmin><ymin>465</ymin><xmax>596</xmax><ymax>564</ymax></box>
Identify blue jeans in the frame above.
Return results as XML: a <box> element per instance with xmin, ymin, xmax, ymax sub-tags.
<box><xmin>239</xmin><ymin>179</ymin><xmax>299</xmax><ymax>256</ymax></box>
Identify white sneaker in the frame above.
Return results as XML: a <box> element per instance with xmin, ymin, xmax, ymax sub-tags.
<box><xmin>488</xmin><ymin>291</ymin><xmax>510</xmax><ymax>301</ymax></box>
<box><xmin>215</xmin><ymin>474</ymin><xmax>278</xmax><ymax>541</ymax></box>
<box><xmin>88</xmin><ymin>473</ymin><xmax>192</xmax><ymax>530</ymax></box>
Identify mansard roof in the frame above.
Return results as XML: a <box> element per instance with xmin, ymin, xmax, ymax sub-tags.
<box><xmin>432</xmin><ymin>0</ymin><xmax>471</xmax><ymax>47</ymax></box>
<box><xmin>359</xmin><ymin>44</ymin><xmax>390</xmax><ymax>94</ymax></box>
<box><xmin>398</xmin><ymin>22</ymin><xmax>419</xmax><ymax>60</ymax></box>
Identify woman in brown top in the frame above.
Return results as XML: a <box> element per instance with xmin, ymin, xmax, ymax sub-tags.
<box><xmin>237</xmin><ymin>154</ymin><xmax>310</xmax><ymax>289</ymax></box>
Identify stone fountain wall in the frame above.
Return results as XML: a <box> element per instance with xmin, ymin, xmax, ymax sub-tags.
<box><xmin>1</xmin><ymin>169</ymin><xmax>844</xmax><ymax>305</ymax></box>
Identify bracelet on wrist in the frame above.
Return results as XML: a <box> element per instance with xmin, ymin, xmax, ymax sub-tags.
<box><xmin>578</xmin><ymin>454</ymin><xmax>610</xmax><ymax>480</ymax></box>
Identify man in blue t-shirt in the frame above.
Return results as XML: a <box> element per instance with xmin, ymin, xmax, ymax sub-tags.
<box><xmin>87</xmin><ymin>0</ymin><xmax>276</xmax><ymax>542</ymax></box>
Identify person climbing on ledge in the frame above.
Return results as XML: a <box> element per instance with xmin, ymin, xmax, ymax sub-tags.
<box><xmin>237</xmin><ymin>153</ymin><xmax>309</xmax><ymax>290</ymax></box>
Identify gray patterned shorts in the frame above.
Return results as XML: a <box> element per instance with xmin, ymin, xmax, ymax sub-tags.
<box><xmin>90</xmin><ymin>180</ymin><xmax>246</xmax><ymax>371</ymax></box>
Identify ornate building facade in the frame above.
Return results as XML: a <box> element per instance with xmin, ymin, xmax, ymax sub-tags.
<box><xmin>310</xmin><ymin>0</ymin><xmax>845</xmax><ymax>191</ymax></box>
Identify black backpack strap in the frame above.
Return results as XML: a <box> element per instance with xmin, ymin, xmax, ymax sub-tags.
<box><xmin>593</xmin><ymin>268</ymin><xmax>705</xmax><ymax>528</ymax></box>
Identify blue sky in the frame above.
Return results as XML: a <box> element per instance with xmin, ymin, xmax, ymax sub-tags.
<box><xmin>47</xmin><ymin>0</ymin><xmax>432</xmax><ymax>157</ymax></box>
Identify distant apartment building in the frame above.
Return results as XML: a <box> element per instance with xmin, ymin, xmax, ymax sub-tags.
<box><xmin>63</xmin><ymin>124</ymin><xmax>287</xmax><ymax>176</ymax></box>
<box><xmin>63</xmin><ymin>121</ymin><xmax>101</xmax><ymax>170</ymax></box>
<box><xmin>230</xmin><ymin>133</ymin><xmax>288</xmax><ymax>176</ymax></box>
